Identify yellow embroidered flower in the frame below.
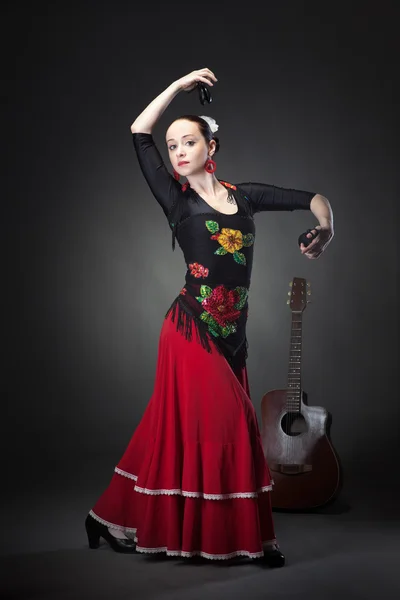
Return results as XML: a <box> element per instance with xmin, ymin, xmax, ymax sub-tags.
<box><xmin>218</xmin><ymin>228</ymin><xmax>243</xmax><ymax>253</ymax></box>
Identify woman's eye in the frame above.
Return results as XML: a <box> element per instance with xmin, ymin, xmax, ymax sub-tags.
<box><xmin>168</xmin><ymin>140</ymin><xmax>194</xmax><ymax>151</ymax></box>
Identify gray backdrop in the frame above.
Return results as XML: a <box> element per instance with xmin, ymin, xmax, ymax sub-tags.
<box><xmin>5</xmin><ymin>2</ymin><xmax>398</xmax><ymax>515</ymax></box>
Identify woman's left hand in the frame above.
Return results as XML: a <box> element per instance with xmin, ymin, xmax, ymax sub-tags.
<box><xmin>300</xmin><ymin>225</ymin><xmax>334</xmax><ymax>259</ymax></box>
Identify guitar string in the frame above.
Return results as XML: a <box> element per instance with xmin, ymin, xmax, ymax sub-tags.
<box><xmin>293</xmin><ymin>312</ymin><xmax>301</xmax><ymax>463</ymax></box>
<box><xmin>289</xmin><ymin>289</ymin><xmax>303</xmax><ymax>464</ymax></box>
<box><xmin>289</xmin><ymin>312</ymin><xmax>296</xmax><ymax>463</ymax></box>
<box><xmin>289</xmin><ymin>313</ymin><xmax>294</xmax><ymax>464</ymax></box>
<box><xmin>291</xmin><ymin>313</ymin><xmax>296</xmax><ymax>463</ymax></box>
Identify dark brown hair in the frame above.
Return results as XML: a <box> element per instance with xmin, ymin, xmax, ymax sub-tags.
<box><xmin>172</xmin><ymin>115</ymin><xmax>220</xmax><ymax>153</ymax></box>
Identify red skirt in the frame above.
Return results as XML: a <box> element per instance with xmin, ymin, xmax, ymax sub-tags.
<box><xmin>90</xmin><ymin>310</ymin><xmax>276</xmax><ymax>560</ymax></box>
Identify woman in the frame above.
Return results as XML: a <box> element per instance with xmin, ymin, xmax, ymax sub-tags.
<box><xmin>85</xmin><ymin>68</ymin><xmax>334</xmax><ymax>566</ymax></box>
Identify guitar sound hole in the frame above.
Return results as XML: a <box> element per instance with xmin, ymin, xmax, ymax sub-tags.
<box><xmin>281</xmin><ymin>412</ymin><xmax>307</xmax><ymax>436</ymax></box>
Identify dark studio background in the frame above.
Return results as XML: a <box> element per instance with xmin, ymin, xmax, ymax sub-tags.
<box><xmin>3</xmin><ymin>0</ymin><xmax>399</xmax><ymax>598</ymax></box>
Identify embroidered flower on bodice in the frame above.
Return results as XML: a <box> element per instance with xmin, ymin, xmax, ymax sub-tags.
<box><xmin>196</xmin><ymin>284</ymin><xmax>248</xmax><ymax>338</ymax></box>
<box><xmin>206</xmin><ymin>221</ymin><xmax>254</xmax><ymax>266</ymax></box>
<box><xmin>188</xmin><ymin>262</ymin><xmax>209</xmax><ymax>278</ymax></box>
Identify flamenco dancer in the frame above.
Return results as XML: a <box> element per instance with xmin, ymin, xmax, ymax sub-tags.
<box><xmin>85</xmin><ymin>68</ymin><xmax>334</xmax><ymax>566</ymax></box>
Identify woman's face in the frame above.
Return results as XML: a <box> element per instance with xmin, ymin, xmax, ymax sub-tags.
<box><xmin>166</xmin><ymin>120</ymin><xmax>214</xmax><ymax>178</ymax></box>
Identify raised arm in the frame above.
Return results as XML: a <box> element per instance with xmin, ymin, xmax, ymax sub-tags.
<box><xmin>131</xmin><ymin>69</ymin><xmax>217</xmax><ymax>218</ymax></box>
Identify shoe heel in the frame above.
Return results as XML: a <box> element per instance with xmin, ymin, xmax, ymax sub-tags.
<box><xmin>87</xmin><ymin>532</ymin><xmax>100</xmax><ymax>549</ymax></box>
<box><xmin>85</xmin><ymin>514</ymin><xmax>100</xmax><ymax>549</ymax></box>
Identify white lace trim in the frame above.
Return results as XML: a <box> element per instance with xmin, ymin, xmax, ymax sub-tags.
<box><xmin>135</xmin><ymin>545</ymin><xmax>264</xmax><ymax>559</ymax></box>
<box><xmin>133</xmin><ymin>483</ymin><xmax>273</xmax><ymax>499</ymax></box>
<box><xmin>135</xmin><ymin>538</ymin><xmax>277</xmax><ymax>560</ymax></box>
<box><xmin>115</xmin><ymin>466</ymin><xmax>273</xmax><ymax>499</ymax></box>
<box><xmin>258</xmin><ymin>484</ymin><xmax>274</xmax><ymax>493</ymax></box>
<box><xmin>89</xmin><ymin>510</ymin><xmax>137</xmax><ymax>535</ymax></box>
<box><xmin>114</xmin><ymin>467</ymin><xmax>138</xmax><ymax>481</ymax></box>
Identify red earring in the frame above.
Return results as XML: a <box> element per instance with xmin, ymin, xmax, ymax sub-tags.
<box><xmin>173</xmin><ymin>169</ymin><xmax>180</xmax><ymax>180</ymax></box>
<box><xmin>204</xmin><ymin>158</ymin><xmax>217</xmax><ymax>173</ymax></box>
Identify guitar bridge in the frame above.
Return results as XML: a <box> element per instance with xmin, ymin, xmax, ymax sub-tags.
<box><xmin>269</xmin><ymin>463</ymin><xmax>312</xmax><ymax>475</ymax></box>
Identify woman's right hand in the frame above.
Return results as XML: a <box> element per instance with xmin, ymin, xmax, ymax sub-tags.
<box><xmin>176</xmin><ymin>68</ymin><xmax>217</xmax><ymax>92</ymax></box>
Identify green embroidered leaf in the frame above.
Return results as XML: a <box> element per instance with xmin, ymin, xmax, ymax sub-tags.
<box><xmin>200</xmin><ymin>285</ymin><xmax>212</xmax><ymax>298</ymax></box>
<box><xmin>205</xmin><ymin>220</ymin><xmax>220</xmax><ymax>234</ymax></box>
<box><xmin>207</xmin><ymin>315</ymin><xmax>219</xmax><ymax>329</ymax></box>
<box><xmin>215</xmin><ymin>247</ymin><xmax>228</xmax><ymax>255</ymax></box>
<box><xmin>200</xmin><ymin>313</ymin><xmax>220</xmax><ymax>336</ymax></box>
<box><xmin>242</xmin><ymin>233</ymin><xmax>255</xmax><ymax>247</ymax></box>
<box><xmin>209</xmin><ymin>327</ymin><xmax>220</xmax><ymax>337</ymax></box>
<box><xmin>221</xmin><ymin>324</ymin><xmax>236</xmax><ymax>338</ymax></box>
<box><xmin>200</xmin><ymin>311</ymin><xmax>211</xmax><ymax>323</ymax></box>
<box><xmin>234</xmin><ymin>287</ymin><xmax>248</xmax><ymax>310</ymax></box>
<box><xmin>196</xmin><ymin>296</ymin><xmax>204</xmax><ymax>303</ymax></box>
<box><xmin>233</xmin><ymin>251</ymin><xmax>246</xmax><ymax>266</ymax></box>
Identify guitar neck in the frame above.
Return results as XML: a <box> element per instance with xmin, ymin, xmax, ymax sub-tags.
<box><xmin>286</xmin><ymin>312</ymin><xmax>303</xmax><ymax>412</ymax></box>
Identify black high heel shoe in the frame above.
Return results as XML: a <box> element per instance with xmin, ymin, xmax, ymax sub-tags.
<box><xmin>85</xmin><ymin>514</ymin><xmax>137</xmax><ymax>553</ymax></box>
<box><xmin>255</xmin><ymin>545</ymin><xmax>285</xmax><ymax>568</ymax></box>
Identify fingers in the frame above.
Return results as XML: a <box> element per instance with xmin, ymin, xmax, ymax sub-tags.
<box><xmin>299</xmin><ymin>226</ymin><xmax>331</xmax><ymax>259</ymax></box>
<box><xmin>301</xmin><ymin>246</ymin><xmax>321</xmax><ymax>259</ymax></box>
<box><xmin>197</xmin><ymin>68</ymin><xmax>218</xmax><ymax>83</ymax></box>
<box><xmin>199</xmin><ymin>67</ymin><xmax>217</xmax><ymax>79</ymax></box>
<box><xmin>196</xmin><ymin>75</ymin><xmax>214</xmax><ymax>86</ymax></box>
<box><xmin>306</xmin><ymin>227</ymin><xmax>321</xmax><ymax>239</ymax></box>
<box><xmin>300</xmin><ymin>236</ymin><xmax>322</xmax><ymax>258</ymax></box>
<box><xmin>300</xmin><ymin>237</ymin><xmax>318</xmax><ymax>254</ymax></box>
<box><xmin>304</xmin><ymin>241</ymin><xmax>325</xmax><ymax>258</ymax></box>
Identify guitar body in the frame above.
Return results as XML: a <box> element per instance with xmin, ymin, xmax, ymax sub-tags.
<box><xmin>261</xmin><ymin>388</ymin><xmax>341</xmax><ymax>510</ymax></box>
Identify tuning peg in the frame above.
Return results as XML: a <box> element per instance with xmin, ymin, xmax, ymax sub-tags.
<box><xmin>287</xmin><ymin>300</ymin><xmax>290</xmax><ymax>304</ymax></box>
<box><xmin>307</xmin><ymin>291</ymin><xmax>311</xmax><ymax>295</ymax></box>
<box><xmin>307</xmin><ymin>282</ymin><xmax>311</xmax><ymax>287</ymax></box>
<box><xmin>289</xmin><ymin>282</ymin><xmax>293</xmax><ymax>287</ymax></box>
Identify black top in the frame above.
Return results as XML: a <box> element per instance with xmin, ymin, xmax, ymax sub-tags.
<box><xmin>132</xmin><ymin>132</ymin><xmax>315</xmax><ymax>367</ymax></box>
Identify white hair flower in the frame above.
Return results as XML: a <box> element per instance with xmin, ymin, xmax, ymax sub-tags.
<box><xmin>200</xmin><ymin>115</ymin><xmax>219</xmax><ymax>134</ymax></box>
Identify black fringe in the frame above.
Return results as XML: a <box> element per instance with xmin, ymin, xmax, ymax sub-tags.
<box><xmin>229</xmin><ymin>336</ymin><xmax>249</xmax><ymax>371</ymax></box>
<box><xmin>165</xmin><ymin>296</ymin><xmax>248</xmax><ymax>370</ymax></box>
<box><xmin>165</xmin><ymin>296</ymin><xmax>214</xmax><ymax>354</ymax></box>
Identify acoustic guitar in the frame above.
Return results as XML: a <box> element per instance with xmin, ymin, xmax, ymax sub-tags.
<box><xmin>260</xmin><ymin>277</ymin><xmax>341</xmax><ymax>510</ymax></box>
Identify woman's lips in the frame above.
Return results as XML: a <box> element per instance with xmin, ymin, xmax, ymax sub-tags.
<box><xmin>178</xmin><ymin>161</ymin><xmax>189</xmax><ymax>166</ymax></box>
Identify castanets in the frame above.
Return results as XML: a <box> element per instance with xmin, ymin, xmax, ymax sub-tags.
<box><xmin>298</xmin><ymin>227</ymin><xmax>320</xmax><ymax>248</ymax></box>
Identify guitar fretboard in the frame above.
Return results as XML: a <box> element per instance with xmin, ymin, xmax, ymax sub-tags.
<box><xmin>286</xmin><ymin>312</ymin><xmax>302</xmax><ymax>412</ymax></box>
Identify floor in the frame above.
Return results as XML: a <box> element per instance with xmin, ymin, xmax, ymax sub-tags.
<box><xmin>1</xmin><ymin>462</ymin><xmax>398</xmax><ymax>600</ymax></box>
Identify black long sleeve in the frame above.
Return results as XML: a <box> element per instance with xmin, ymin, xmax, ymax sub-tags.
<box><xmin>132</xmin><ymin>132</ymin><xmax>184</xmax><ymax>218</ymax></box>
<box><xmin>236</xmin><ymin>182</ymin><xmax>315</xmax><ymax>213</ymax></box>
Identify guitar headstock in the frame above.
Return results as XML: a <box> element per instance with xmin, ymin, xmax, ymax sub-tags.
<box><xmin>287</xmin><ymin>277</ymin><xmax>311</xmax><ymax>312</ymax></box>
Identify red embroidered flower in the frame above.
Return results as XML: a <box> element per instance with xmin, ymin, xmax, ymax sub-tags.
<box><xmin>189</xmin><ymin>262</ymin><xmax>209</xmax><ymax>278</ymax></box>
<box><xmin>180</xmin><ymin>287</ymin><xmax>187</xmax><ymax>295</ymax></box>
<box><xmin>201</xmin><ymin>285</ymin><xmax>241</xmax><ymax>327</ymax></box>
